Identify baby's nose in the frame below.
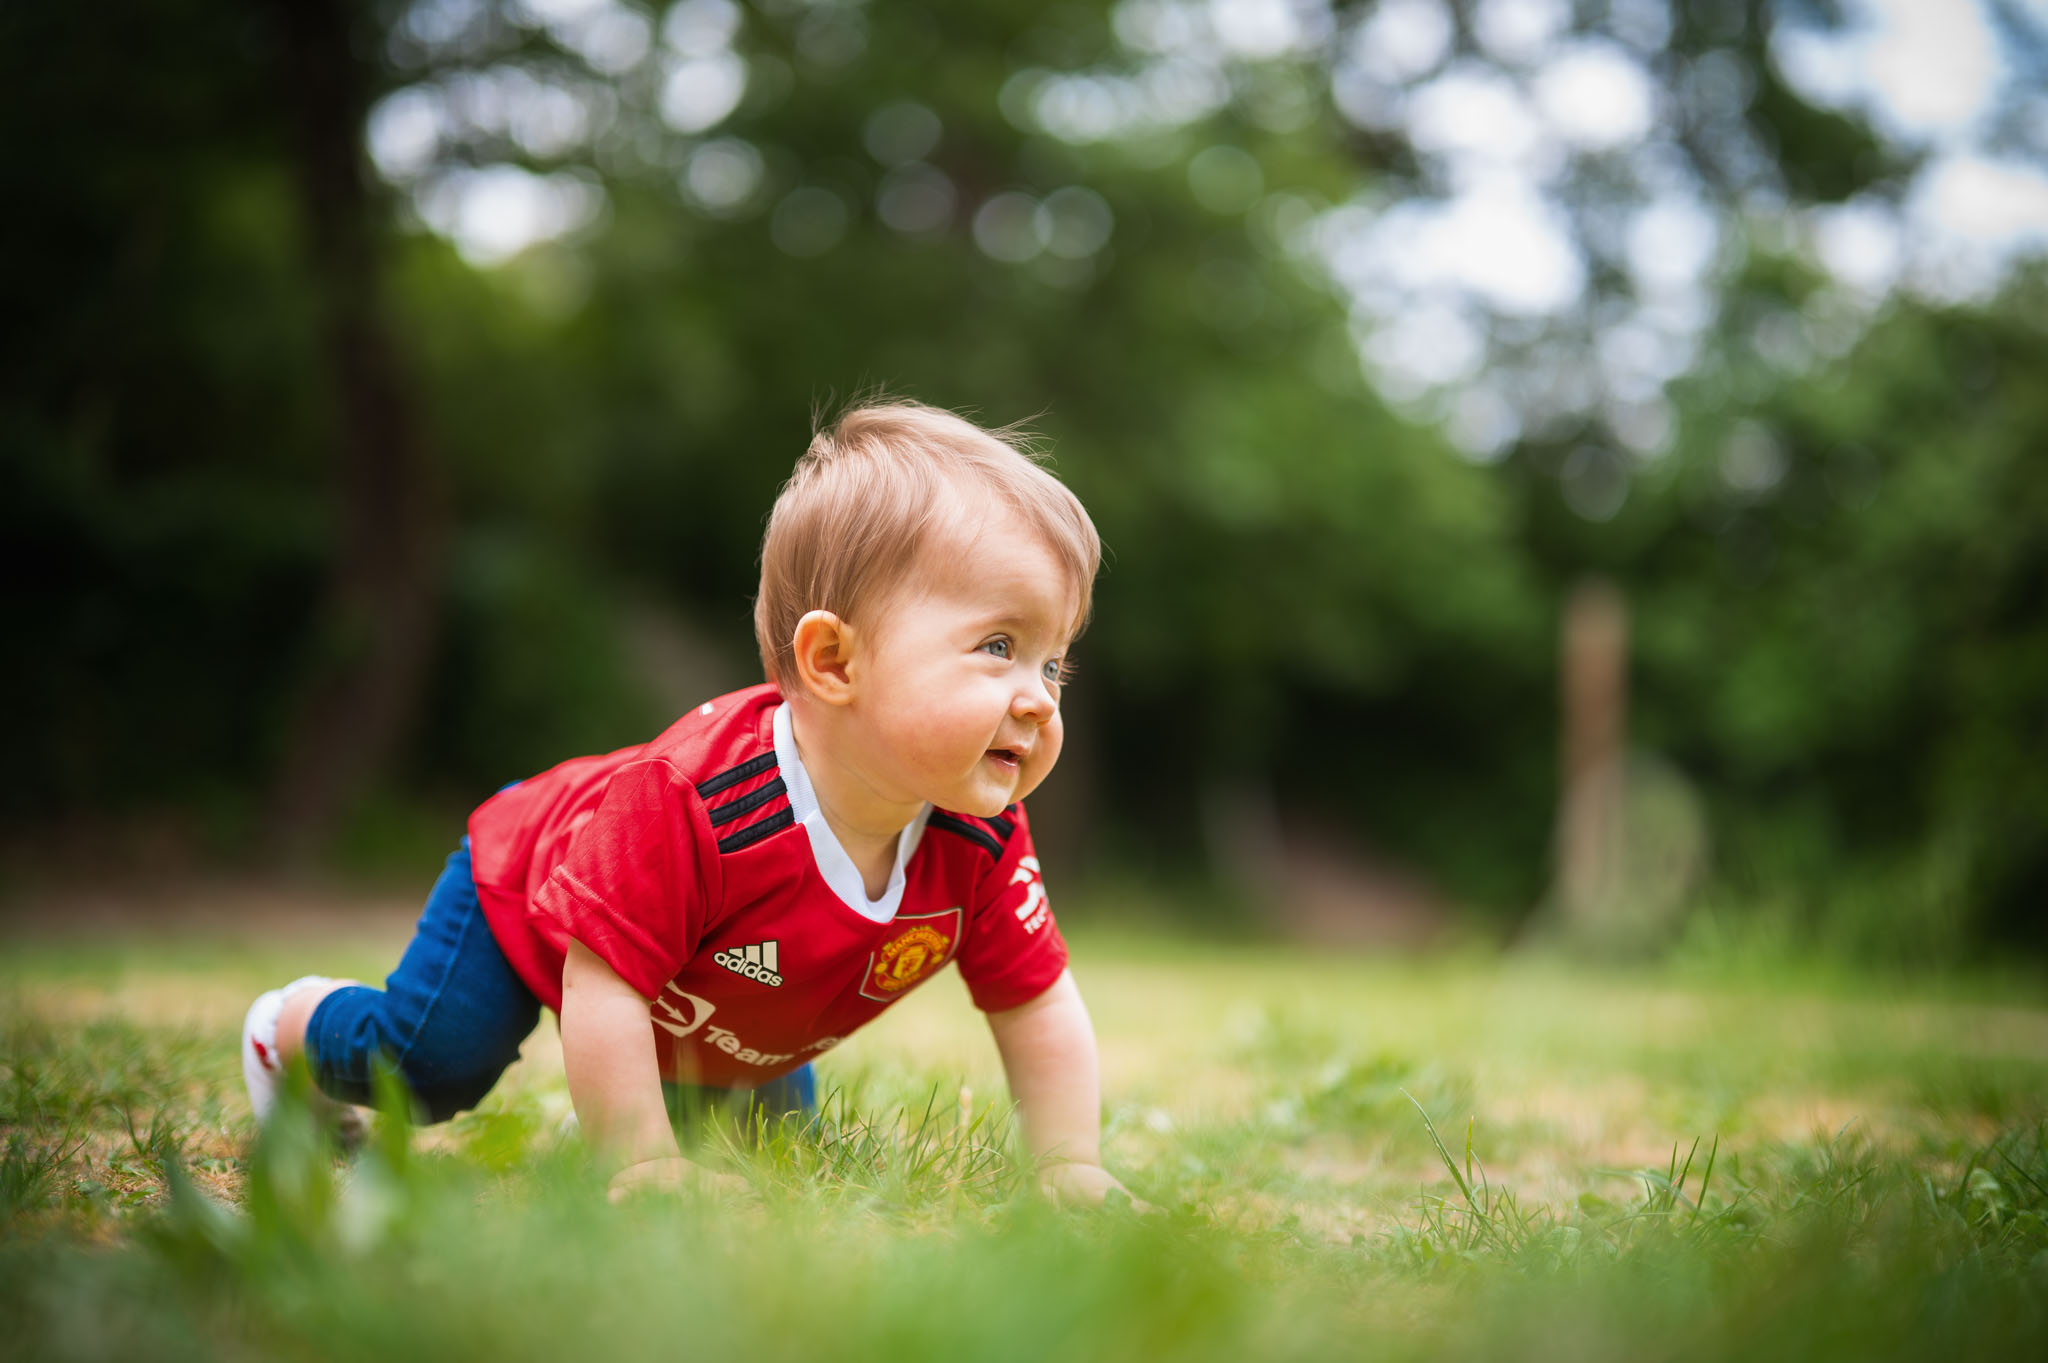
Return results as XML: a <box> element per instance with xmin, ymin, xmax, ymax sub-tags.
<box><xmin>1012</xmin><ymin>682</ymin><xmax>1057</xmax><ymax>719</ymax></box>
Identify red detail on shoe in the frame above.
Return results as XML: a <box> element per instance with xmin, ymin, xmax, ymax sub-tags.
<box><xmin>252</xmin><ymin>1037</ymin><xmax>276</xmax><ymax>1071</ymax></box>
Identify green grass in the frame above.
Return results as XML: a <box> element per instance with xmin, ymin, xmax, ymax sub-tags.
<box><xmin>3</xmin><ymin>923</ymin><xmax>2047</xmax><ymax>1361</ymax></box>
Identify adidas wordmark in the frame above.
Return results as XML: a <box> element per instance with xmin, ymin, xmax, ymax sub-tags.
<box><xmin>714</xmin><ymin>940</ymin><xmax>783</xmax><ymax>987</ymax></box>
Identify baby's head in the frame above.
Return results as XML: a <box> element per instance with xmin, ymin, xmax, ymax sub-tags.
<box><xmin>754</xmin><ymin>400</ymin><xmax>1101</xmax><ymax>816</ymax></box>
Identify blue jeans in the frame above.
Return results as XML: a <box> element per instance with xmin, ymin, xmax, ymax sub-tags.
<box><xmin>306</xmin><ymin>837</ymin><xmax>815</xmax><ymax>1125</ymax></box>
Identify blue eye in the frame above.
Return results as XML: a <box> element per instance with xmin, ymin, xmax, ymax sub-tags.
<box><xmin>1043</xmin><ymin>658</ymin><xmax>1073</xmax><ymax>686</ymax></box>
<box><xmin>982</xmin><ymin>638</ymin><xmax>1011</xmax><ymax>659</ymax></box>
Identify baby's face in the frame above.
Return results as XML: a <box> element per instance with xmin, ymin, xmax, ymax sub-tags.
<box><xmin>848</xmin><ymin>516</ymin><xmax>1080</xmax><ymax>818</ymax></box>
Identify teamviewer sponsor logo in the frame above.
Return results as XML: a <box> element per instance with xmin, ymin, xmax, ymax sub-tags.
<box><xmin>652</xmin><ymin>985</ymin><xmax>714</xmax><ymax>1039</ymax></box>
<box><xmin>714</xmin><ymin>940</ymin><xmax>783</xmax><ymax>987</ymax></box>
<box><xmin>1011</xmin><ymin>856</ymin><xmax>1049</xmax><ymax>934</ymax></box>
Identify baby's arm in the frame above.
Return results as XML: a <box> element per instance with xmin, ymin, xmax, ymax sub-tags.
<box><xmin>986</xmin><ymin>969</ymin><xmax>1141</xmax><ymax>1208</ymax></box>
<box><xmin>559</xmin><ymin>940</ymin><xmax>692</xmax><ymax>1195</ymax></box>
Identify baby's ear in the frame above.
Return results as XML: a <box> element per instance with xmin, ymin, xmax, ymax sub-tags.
<box><xmin>790</xmin><ymin>610</ymin><xmax>856</xmax><ymax>706</ymax></box>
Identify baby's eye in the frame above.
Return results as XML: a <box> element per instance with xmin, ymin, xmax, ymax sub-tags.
<box><xmin>980</xmin><ymin>638</ymin><xmax>1012</xmax><ymax>659</ymax></box>
<box><xmin>1043</xmin><ymin>657</ymin><xmax>1075</xmax><ymax>686</ymax></box>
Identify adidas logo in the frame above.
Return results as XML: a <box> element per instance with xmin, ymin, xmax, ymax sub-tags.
<box><xmin>713</xmin><ymin>940</ymin><xmax>783</xmax><ymax>987</ymax></box>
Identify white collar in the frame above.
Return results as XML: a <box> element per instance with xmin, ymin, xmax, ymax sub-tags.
<box><xmin>772</xmin><ymin>702</ymin><xmax>929</xmax><ymax>923</ymax></box>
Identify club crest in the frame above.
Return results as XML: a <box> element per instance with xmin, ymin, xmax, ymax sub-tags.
<box><xmin>860</xmin><ymin>907</ymin><xmax>962</xmax><ymax>1001</ymax></box>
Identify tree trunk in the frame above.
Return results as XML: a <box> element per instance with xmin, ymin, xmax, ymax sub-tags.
<box><xmin>1554</xmin><ymin>578</ymin><xmax>1628</xmax><ymax>936</ymax></box>
<box><xmin>262</xmin><ymin>0</ymin><xmax>440</xmax><ymax>863</ymax></box>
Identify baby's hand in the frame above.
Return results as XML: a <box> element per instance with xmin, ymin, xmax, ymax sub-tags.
<box><xmin>1040</xmin><ymin>1161</ymin><xmax>1153</xmax><ymax>1213</ymax></box>
<box><xmin>606</xmin><ymin>1156</ymin><xmax>749</xmax><ymax>1204</ymax></box>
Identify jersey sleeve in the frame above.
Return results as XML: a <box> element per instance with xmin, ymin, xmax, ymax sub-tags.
<box><xmin>529</xmin><ymin>757</ymin><xmax>717</xmax><ymax>1000</ymax></box>
<box><xmin>951</xmin><ymin>804</ymin><xmax>1070</xmax><ymax>1013</ymax></box>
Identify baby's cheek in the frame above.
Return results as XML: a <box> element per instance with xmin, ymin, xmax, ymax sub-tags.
<box><xmin>898</xmin><ymin>706</ymin><xmax>980</xmax><ymax>770</ymax></box>
<box><xmin>1023</xmin><ymin>718</ymin><xmax>1064</xmax><ymax>788</ymax></box>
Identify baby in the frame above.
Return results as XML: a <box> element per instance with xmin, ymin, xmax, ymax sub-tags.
<box><xmin>241</xmin><ymin>400</ymin><xmax>1134</xmax><ymax>1205</ymax></box>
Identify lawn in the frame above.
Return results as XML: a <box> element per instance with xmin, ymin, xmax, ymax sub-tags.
<box><xmin>4</xmin><ymin>906</ymin><xmax>2046</xmax><ymax>1361</ymax></box>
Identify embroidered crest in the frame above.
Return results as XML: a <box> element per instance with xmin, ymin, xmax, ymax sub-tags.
<box><xmin>860</xmin><ymin>908</ymin><xmax>962</xmax><ymax>1001</ymax></box>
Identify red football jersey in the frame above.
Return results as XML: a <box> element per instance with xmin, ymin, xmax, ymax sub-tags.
<box><xmin>467</xmin><ymin>684</ymin><xmax>1068</xmax><ymax>1087</ymax></box>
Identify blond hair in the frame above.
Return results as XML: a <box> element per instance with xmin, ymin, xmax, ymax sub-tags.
<box><xmin>754</xmin><ymin>399</ymin><xmax>1101</xmax><ymax>688</ymax></box>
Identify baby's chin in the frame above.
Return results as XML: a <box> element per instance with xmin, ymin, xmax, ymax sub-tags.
<box><xmin>946</xmin><ymin>776</ymin><xmax>1038</xmax><ymax>819</ymax></box>
<box><xmin>944</xmin><ymin>791</ymin><xmax>1013</xmax><ymax>819</ymax></box>
<box><xmin>990</xmin><ymin>773</ymin><xmax>1050</xmax><ymax>814</ymax></box>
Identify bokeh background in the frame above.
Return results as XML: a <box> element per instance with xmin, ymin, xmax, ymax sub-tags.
<box><xmin>5</xmin><ymin>0</ymin><xmax>2045</xmax><ymax>965</ymax></box>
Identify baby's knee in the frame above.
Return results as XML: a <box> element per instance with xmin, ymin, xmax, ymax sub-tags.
<box><xmin>399</xmin><ymin>1031</ymin><xmax>529</xmax><ymax>1123</ymax></box>
<box><xmin>305</xmin><ymin>992</ymin><xmax>519</xmax><ymax>1121</ymax></box>
<box><xmin>411</xmin><ymin>1066</ymin><xmax>509</xmax><ymax>1124</ymax></box>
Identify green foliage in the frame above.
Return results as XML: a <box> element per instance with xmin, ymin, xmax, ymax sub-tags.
<box><xmin>2</xmin><ymin>1129</ymin><xmax>80</xmax><ymax>1221</ymax></box>
<box><xmin>417</xmin><ymin>529</ymin><xmax>668</xmax><ymax>790</ymax></box>
<box><xmin>1624</xmin><ymin>280</ymin><xmax>2048</xmax><ymax>953</ymax></box>
<box><xmin>2</xmin><ymin>0</ymin><xmax>2043</xmax><ymax>959</ymax></box>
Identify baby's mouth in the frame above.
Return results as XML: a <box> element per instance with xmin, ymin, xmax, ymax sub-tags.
<box><xmin>985</xmin><ymin>747</ymin><xmax>1023</xmax><ymax>768</ymax></box>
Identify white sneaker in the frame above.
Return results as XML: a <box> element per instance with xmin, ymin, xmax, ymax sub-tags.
<box><xmin>242</xmin><ymin>976</ymin><xmax>369</xmax><ymax>1147</ymax></box>
<box><xmin>242</xmin><ymin>975</ymin><xmax>331</xmax><ymax>1121</ymax></box>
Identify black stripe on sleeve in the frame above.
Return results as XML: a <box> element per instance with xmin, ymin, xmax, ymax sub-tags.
<box><xmin>695</xmin><ymin>751</ymin><xmax>778</xmax><ymax>799</ymax></box>
<box><xmin>717</xmin><ymin>807</ymin><xmax>794</xmax><ymax>853</ymax></box>
<box><xmin>927</xmin><ymin>811</ymin><xmax>1003</xmax><ymax>859</ymax></box>
<box><xmin>708</xmin><ymin>777</ymin><xmax>787</xmax><ymax>827</ymax></box>
<box><xmin>986</xmin><ymin>810</ymin><xmax>1017</xmax><ymax>844</ymax></box>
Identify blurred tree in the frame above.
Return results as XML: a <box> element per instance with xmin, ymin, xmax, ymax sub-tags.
<box><xmin>1</xmin><ymin>0</ymin><xmax>334</xmax><ymax>847</ymax></box>
<box><xmin>1631</xmin><ymin>264</ymin><xmax>2048</xmax><ymax>955</ymax></box>
<box><xmin>261</xmin><ymin>0</ymin><xmax>443</xmax><ymax>863</ymax></box>
<box><xmin>3</xmin><ymin>0</ymin><xmax>2043</xmax><ymax>959</ymax></box>
<box><xmin>341</xmin><ymin>0</ymin><xmax>1553</xmax><ymax>899</ymax></box>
